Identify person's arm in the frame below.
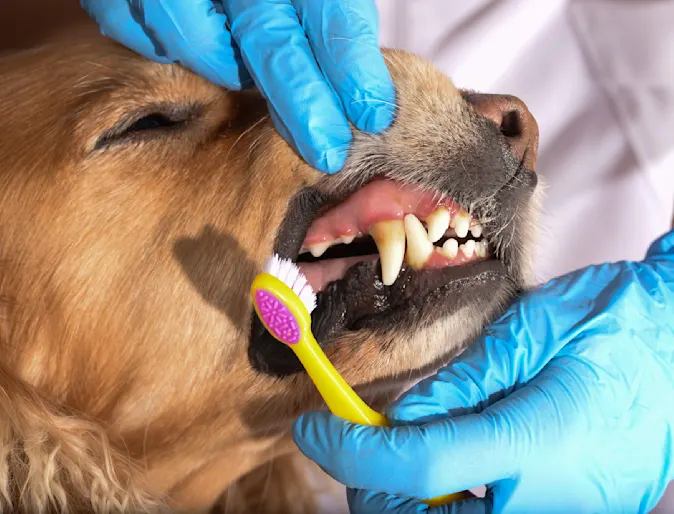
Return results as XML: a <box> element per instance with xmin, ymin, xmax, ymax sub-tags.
<box><xmin>293</xmin><ymin>230</ymin><xmax>674</xmax><ymax>513</ymax></box>
<box><xmin>81</xmin><ymin>0</ymin><xmax>395</xmax><ymax>174</ymax></box>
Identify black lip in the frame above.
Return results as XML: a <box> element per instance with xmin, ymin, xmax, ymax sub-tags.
<box><xmin>311</xmin><ymin>258</ymin><xmax>508</xmax><ymax>341</ymax></box>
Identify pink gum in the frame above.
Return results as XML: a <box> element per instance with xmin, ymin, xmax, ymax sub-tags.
<box><xmin>304</xmin><ymin>180</ymin><xmax>470</xmax><ymax>246</ymax></box>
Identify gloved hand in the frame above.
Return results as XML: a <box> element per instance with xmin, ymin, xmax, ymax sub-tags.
<box><xmin>81</xmin><ymin>0</ymin><xmax>395</xmax><ymax>174</ymax></box>
<box><xmin>294</xmin><ymin>230</ymin><xmax>674</xmax><ymax>513</ymax></box>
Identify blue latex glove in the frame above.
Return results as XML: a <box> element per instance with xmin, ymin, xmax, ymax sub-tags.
<box><xmin>81</xmin><ymin>0</ymin><xmax>395</xmax><ymax>174</ymax></box>
<box><xmin>293</xmin><ymin>230</ymin><xmax>674</xmax><ymax>513</ymax></box>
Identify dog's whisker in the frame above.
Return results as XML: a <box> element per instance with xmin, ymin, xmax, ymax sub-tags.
<box><xmin>224</xmin><ymin>114</ymin><xmax>270</xmax><ymax>164</ymax></box>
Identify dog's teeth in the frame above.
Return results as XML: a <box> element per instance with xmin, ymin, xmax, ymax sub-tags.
<box><xmin>340</xmin><ymin>235</ymin><xmax>355</xmax><ymax>245</ymax></box>
<box><xmin>426</xmin><ymin>207</ymin><xmax>450</xmax><ymax>243</ymax></box>
<box><xmin>370</xmin><ymin>220</ymin><xmax>406</xmax><ymax>286</ymax></box>
<box><xmin>470</xmin><ymin>223</ymin><xmax>483</xmax><ymax>238</ymax></box>
<box><xmin>441</xmin><ymin>238</ymin><xmax>459</xmax><ymax>259</ymax></box>
<box><xmin>452</xmin><ymin>210</ymin><xmax>470</xmax><ymax>238</ymax></box>
<box><xmin>309</xmin><ymin>241</ymin><xmax>332</xmax><ymax>258</ymax></box>
<box><xmin>475</xmin><ymin>240</ymin><xmax>487</xmax><ymax>258</ymax></box>
<box><xmin>404</xmin><ymin>214</ymin><xmax>434</xmax><ymax>268</ymax></box>
<box><xmin>460</xmin><ymin>240</ymin><xmax>475</xmax><ymax>258</ymax></box>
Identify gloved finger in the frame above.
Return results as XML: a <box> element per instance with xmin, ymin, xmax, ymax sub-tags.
<box><xmin>293</xmin><ymin>0</ymin><xmax>395</xmax><ymax>133</ymax></box>
<box><xmin>347</xmin><ymin>488</ymin><xmax>430</xmax><ymax>514</ymax></box>
<box><xmin>224</xmin><ymin>0</ymin><xmax>353</xmax><ymax>174</ymax></box>
<box><xmin>645</xmin><ymin>229</ymin><xmax>674</xmax><ymax>260</ymax></box>
<box><xmin>385</xmin><ymin>336</ymin><xmax>515</xmax><ymax>426</ymax></box>
<box><xmin>137</xmin><ymin>0</ymin><xmax>252</xmax><ymax>89</ymax></box>
<box><xmin>293</xmin><ymin>410</ymin><xmax>515</xmax><ymax>499</ymax></box>
<box><xmin>81</xmin><ymin>0</ymin><xmax>173</xmax><ymax>63</ymax></box>
<box><xmin>644</xmin><ymin>229</ymin><xmax>674</xmax><ymax>284</ymax></box>
<box><xmin>347</xmin><ymin>488</ymin><xmax>489</xmax><ymax>514</ymax></box>
<box><xmin>387</xmin><ymin>263</ymin><xmax>625</xmax><ymax>425</ymax></box>
<box><xmin>295</xmin><ymin>357</ymin><xmax>599</xmax><ymax>498</ymax></box>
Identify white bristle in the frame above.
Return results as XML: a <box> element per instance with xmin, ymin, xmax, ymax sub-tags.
<box><xmin>264</xmin><ymin>254</ymin><xmax>317</xmax><ymax>313</ymax></box>
<box><xmin>298</xmin><ymin>286</ymin><xmax>317</xmax><ymax>312</ymax></box>
<box><xmin>294</xmin><ymin>273</ymin><xmax>308</xmax><ymax>293</ymax></box>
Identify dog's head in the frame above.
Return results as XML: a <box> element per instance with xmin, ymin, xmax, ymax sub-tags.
<box><xmin>0</xmin><ymin>36</ymin><xmax>539</xmax><ymax>510</ymax></box>
<box><xmin>248</xmin><ymin>51</ymin><xmax>540</xmax><ymax>394</ymax></box>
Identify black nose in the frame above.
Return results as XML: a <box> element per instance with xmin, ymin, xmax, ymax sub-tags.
<box><xmin>464</xmin><ymin>93</ymin><xmax>539</xmax><ymax>171</ymax></box>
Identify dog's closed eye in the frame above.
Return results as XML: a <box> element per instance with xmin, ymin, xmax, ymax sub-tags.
<box><xmin>94</xmin><ymin>103</ymin><xmax>202</xmax><ymax>151</ymax></box>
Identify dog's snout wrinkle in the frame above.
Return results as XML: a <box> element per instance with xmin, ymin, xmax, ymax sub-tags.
<box><xmin>465</xmin><ymin>93</ymin><xmax>539</xmax><ymax>171</ymax></box>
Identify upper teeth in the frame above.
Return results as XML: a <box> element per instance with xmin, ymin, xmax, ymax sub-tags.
<box><xmin>304</xmin><ymin>207</ymin><xmax>487</xmax><ymax>288</ymax></box>
<box><xmin>451</xmin><ymin>210</ymin><xmax>471</xmax><ymax>238</ymax></box>
<box><xmin>309</xmin><ymin>241</ymin><xmax>332</xmax><ymax>258</ymax></box>
<box><xmin>403</xmin><ymin>214</ymin><xmax>434</xmax><ymax>268</ymax></box>
<box><xmin>426</xmin><ymin>207</ymin><xmax>450</xmax><ymax>243</ymax></box>
<box><xmin>370</xmin><ymin>220</ymin><xmax>406</xmax><ymax>286</ymax></box>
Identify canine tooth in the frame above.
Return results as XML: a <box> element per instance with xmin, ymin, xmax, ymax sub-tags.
<box><xmin>404</xmin><ymin>214</ymin><xmax>434</xmax><ymax>268</ymax></box>
<box><xmin>309</xmin><ymin>241</ymin><xmax>332</xmax><ymax>258</ymax></box>
<box><xmin>460</xmin><ymin>240</ymin><xmax>475</xmax><ymax>258</ymax></box>
<box><xmin>453</xmin><ymin>210</ymin><xmax>470</xmax><ymax>238</ymax></box>
<box><xmin>470</xmin><ymin>223</ymin><xmax>483</xmax><ymax>238</ymax></box>
<box><xmin>442</xmin><ymin>238</ymin><xmax>459</xmax><ymax>259</ymax></box>
<box><xmin>476</xmin><ymin>240</ymin><xmax>487</xmax><ymax>258</ymax></box>
<box><xmin>340</xmin><ymin>235</ymin><xmax>355</xmax><ymax>244</ymax></box>
<box><xmin>426</xmin><ymin>207</ymin><xmax>451</xmax><ymax>243</ymax></box>
<box><xmin>370</xmin><ymin>220</ymin><xmax>406</xmax><ymax>286</ymax></box>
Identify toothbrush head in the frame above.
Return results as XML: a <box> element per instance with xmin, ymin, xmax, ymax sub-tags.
<box><xmin>251</xmin><ymin>255</ymin><xmax>316</xmax><ymax>345</ymax></box>
<box><xmin>263</xmin><ymin>254</ymin><xmax>316</xmax><ymax>312</ymax></box>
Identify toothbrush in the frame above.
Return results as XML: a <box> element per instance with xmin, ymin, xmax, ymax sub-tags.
<box><xmin>250</xmin><ymin>254</ymin><xmax>470</xmax><ymax>506</ymax></box>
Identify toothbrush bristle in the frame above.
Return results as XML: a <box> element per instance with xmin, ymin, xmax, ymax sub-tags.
<box><xmin>263</xmin><ymin>254</ymin><xmax>317</xmax><ymax>313</ymax></box>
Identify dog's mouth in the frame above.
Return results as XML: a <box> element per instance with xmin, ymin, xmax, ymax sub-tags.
<box><xmin>296</xmin><ymin>178</ymin><xmax>491</xmax><ymax>291</ymax></box>
<box><xmin>249</xmin><ymin>172</ymin><xmax>528</xmax><ymax>375</ymax></box>
<box><xmin>276</xmin><ymin>178</ymin><xmax>511</xmax><ymax>340</ymax></box>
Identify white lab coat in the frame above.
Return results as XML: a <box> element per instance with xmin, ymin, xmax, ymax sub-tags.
<box><xmin>314</xmin><ymin>1</ymin><xmax>674</xmax><ymax>511</ymax></box>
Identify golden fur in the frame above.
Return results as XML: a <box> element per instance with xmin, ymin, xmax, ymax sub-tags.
<box><xmin>0</xmin><ymin>33</ymin><xmax>540</xmax><ymax>513</ymax></box>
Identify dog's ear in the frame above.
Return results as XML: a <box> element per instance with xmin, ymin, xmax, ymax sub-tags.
<box><xmin>0</xmin><ymin>365</ymin><xmax>163</xmax><ymax>513</ymax></box>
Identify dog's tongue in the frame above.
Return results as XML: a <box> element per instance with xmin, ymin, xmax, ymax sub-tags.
<box><xmin>303</xmin><ymin>179</ymin><xmax>457</xmax><ymax>246</ymax></box>
<box><xmin>298</xmin><ymin>256</ymin><xmax>378</xmax><ymax>293</ymax></box>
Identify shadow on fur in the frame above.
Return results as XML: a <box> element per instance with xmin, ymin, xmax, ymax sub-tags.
<box><xmin>173</xmin><ymin>225</ymin><xmax>256</xmax><ymax>333</ymax></box>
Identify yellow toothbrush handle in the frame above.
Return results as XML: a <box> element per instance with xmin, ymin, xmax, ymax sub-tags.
<box><xmin>293</xmin><ymin>332</ymin><xmax>470</xmax><ymax>505</ymax></box>
<box><xmin>250</xmin><ymin>273</ymin><xmax>469</xmax><ymax>505</ymax></box>
<box><xmin>293</xmin><ymin>331</ymin><xmax>388</xmax><ymax>425</ymax></box>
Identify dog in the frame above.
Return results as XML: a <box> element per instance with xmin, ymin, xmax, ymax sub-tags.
<box><xmin>0</xmin><ymin>32</ymin><xmax>540</xmax><ymax>513</ymax></box>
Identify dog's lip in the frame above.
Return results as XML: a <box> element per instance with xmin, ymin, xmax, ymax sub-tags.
<box><xmin>310</xmin><ymin>257</ymin><xmax>508</xmax><ymax>338</ymax></box>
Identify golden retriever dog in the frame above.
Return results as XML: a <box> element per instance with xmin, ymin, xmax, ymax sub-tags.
<box><xmin>0</xmin><ymin>30</ymin><xmax>539</xmax><ymax>513</ymax></box>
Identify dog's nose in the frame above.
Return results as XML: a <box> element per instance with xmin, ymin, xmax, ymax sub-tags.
<box><xmin>464</xmin><ymin>93</ymin><xmax>539</xmax><ymax>171</ymax></box>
